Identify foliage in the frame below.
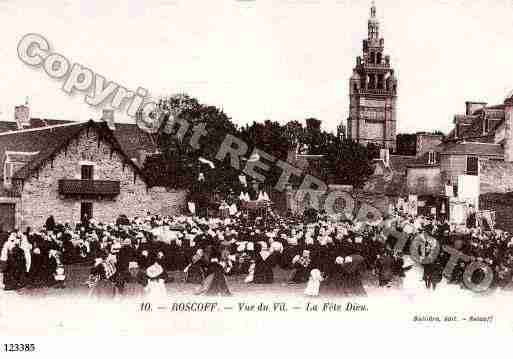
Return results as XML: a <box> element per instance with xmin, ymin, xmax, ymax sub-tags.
<box><xmin>155</xmin><ymin>94</ymin><xmax>240</xmax><ymax>190</ymax></box>
<box><xmin>150</xmin><ymin>94</ymin><xmax>374</xmax><ymax>191</ymax></box>
<box><xmin>395</xmin><ymin>133</ymin><xmax>417</xmax><ymax>156</ymax></box>
<box><xmin>321</xmin><ymin>137</ymin><xmax>374</xmax><ymax>189</ymax></box>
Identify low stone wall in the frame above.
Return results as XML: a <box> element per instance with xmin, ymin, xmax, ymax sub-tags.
<box><xmin>480</xmin><ymin>160</ymin><xmax>513</xmax><ymax>194</ymax></box>
<box><xmin>286</xmin><ymin>187</ymin><xmax>394</xmax><ymax>218</ymax></box>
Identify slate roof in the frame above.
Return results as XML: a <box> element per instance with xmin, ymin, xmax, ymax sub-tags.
<box><xmin>110</xmin><ymin>122</ymin><xmax>155</xmax><ymax>159</ymax></box>
<box><xmin>389</xmin><ymin>155</ymin><xmax>418</xmax><ymax>173</ymax></box>
<box><xmin>446</xmin><ymin>103</ymin><xmax>505</xmax><ymax>142</ymax></box>
<box><xmin>0</xmin><ymin>119</ymin><xmax>72</xmax><ymax>133</ymax></box>
<box><xmin>405</xmin><ymin>152</ymin><xmax>439</xmax><ymax>168</ymax></box>
<box><xmin>0</xmin><ymin>118</ymin><xmax>155</xmax><ymax>175</ymax></box>
<box><xmin>0</xmin><ymin>121</ymin><xmax>149</xmax><ymax>185</ymax></box>
<box><xmin>440</xmin><ymin>142</ymin><xmax>504</xmax><ymax>157</ymax></box>
<box><xmin>0</xmin><ymin>122</ymin><xmax>87</xmax><ymax>179</ymax></box>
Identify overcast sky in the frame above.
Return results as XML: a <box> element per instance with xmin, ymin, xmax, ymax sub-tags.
<box><xmin>1</xmin><ymin>0</ymin><xmax>512</xmax><ymax>134</ymax></box>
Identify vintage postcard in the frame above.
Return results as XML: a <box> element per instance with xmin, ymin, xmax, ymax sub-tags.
<box><xmin>1</xmin><ymin>0</ymin><xmax>512</xmax><ymax>354</ymax></box>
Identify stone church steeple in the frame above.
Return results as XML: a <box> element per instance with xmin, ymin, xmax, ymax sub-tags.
<box><xmin>347</xmin><ymin>2</ymin><xmax>398</xmax><ymax>151</ymax></box>
<box><xmin>368</xmin><ymin>1</ymin><xmax>379</xmax><ymax>40</ymax></box>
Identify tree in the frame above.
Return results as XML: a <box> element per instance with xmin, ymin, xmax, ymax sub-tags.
<box><xmin>395</xmin><ymin>133</ymin><xmax>417</xmax><ymax>156</ymax></box>
<box><xmin>322</xmin><ymin>138</ymin><xmax>374</xmax><ymax>189</ymax></box>
<box><xmin>284</xmin><ymin>120</ymin><xmax>304</xmax><ymax>146</ymax></box>
<box><xmin>154</xmin><ymin>94</ymin><xmax>240</xmax><ymax>191</ymax></box>
<box><xmin>239</xmin><ymin>119</ymin><xmax>293</xmax><ymax>187</ymax></box>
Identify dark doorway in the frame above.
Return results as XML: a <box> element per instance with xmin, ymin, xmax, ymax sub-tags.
<box><xmin>0</xmin><ymin>203</ymin><xmax>15</xmax><ymax>232</ymax></box>
<box><xmin>466</xmin><ymin>156</ymin><xmax>479</xmax><ymax>176</ymax></box>
<box><xmin>81</xmin><ymin>165</ymin><xmax>94</xmax><ymax>180</ymax></box>
<box><xmin>81</xmin><ymin>202</ymin><xmax>93</xmax><ymax>222</ymax></box>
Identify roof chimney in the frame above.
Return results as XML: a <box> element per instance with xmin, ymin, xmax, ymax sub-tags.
<box><xmin>14</xmin><ymin>101</ymin><xmax>30</xmax><ymax>130</ymax></box>
<box><xmin>102</xmin><ymin>109</ymin><xmax>115</xmax><ymax>130</ymax></box>
<box><xmin>465</xmin><ymin>101</ymin><xmax>487</xmax><ymax>116</ymax></box>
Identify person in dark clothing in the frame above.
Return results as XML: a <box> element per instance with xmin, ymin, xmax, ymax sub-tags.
<box><xmin>252</xmin><ymin>243</ymin><xmax>278</xmax><ymax>284</ymax></box>
<box><xmin>3</xmin><ymin>237</ymin><xmax>27</xmax><ymax>291</ymax></box>
<box><xmin>45</xmin><ymin>216</ymin><xmax>56</xmax><ymax>232</ymax></box>
<box><xmin>28</xmin><ymin>246</ymin><xmax>46</xmax><ymax>287</ymax></box>
<box><xmin>376</xmin><ymin>251</ymin><xmax>395</xmax><ymax>287</ymax></box>
<box><xmin>289</xmin><ymin>250</ymin><xmax>313</xmax><ymax>283</ymax></box>
<box><xmin>195</xmin><ymin>257</ymin><xmax>231</xmax><ymax>296</ymax></box>
<box><xmin>184</xmin><ymin>248</ymin><xmax>207</xmax><ymax>284</ymax></box>
<box><xmin>116</xmin><ymin>215</ymin><xmax>130</xmax><ymax>227</ymax></box>
<box><xmin>320</xmin><ymin>254</ymin><xmax>367</xmax><ymax>297</ymax></box>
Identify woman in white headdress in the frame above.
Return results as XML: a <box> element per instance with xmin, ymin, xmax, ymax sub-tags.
<box><xmin>305</xmin><ymin>269</ymin><xmax>323</xmax><ymax>296</ymax></box>
<box><xmin>401</xmin><ymin>255</ymin><xmax>425</xmax><ymax>295</ymax></box>
<box><xmin>144</xmin><ymin>260</ymin><xmax>168</xmax><ymax>301</ymax></box>
<box><xmin>290</xmin><ymin>250</ymin><xmax>312</xmax><ymax>283</ymax></box>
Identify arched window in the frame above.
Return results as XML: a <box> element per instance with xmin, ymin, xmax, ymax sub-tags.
<box><xmin>377</xmin><ymin>52</ymin><xmax>382</xmax><ymax>64</ymax></box>
<box><xmin>369</xmin><ymin>75</ymin><xmax>376</xmax><ymax>89</ymax></box>
<box><xmin>377</xmin><ymin>74</ymin><xmax>384</xmax><ymax>89</ymax></box>
<box><xmin>370</xmin><ymin>52</ymin><xmax>374</xmax><ymax>64</ymax></box>
<box><xmin>353</xmin><ymin>83</ymin><xmax>358</xmax><ymax>92</ymax></box>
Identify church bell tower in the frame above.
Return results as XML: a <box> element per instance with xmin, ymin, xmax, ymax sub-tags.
<box><xmin>347</xmin><ymin>2</ymin><xmax>397</xmax><ymax>151</ymax></box>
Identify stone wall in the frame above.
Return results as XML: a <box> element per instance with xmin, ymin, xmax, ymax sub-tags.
<box><xmin>20</xmin><ymin>129</ymin><xmax>186</xmax><ymax>229</ymax></box>
<box><xmin>439</xmin><ymin>154</ymin><xmax>499</xmax><ymax>185</ymax></box>
<box><xmin>416</xmin><ymin>134</ymin><xmax>443</xmax><ymax>157</ymax></box>
<box><xmin>286</xmin><ymin>187</ymin><xmax>393</xmax><ymax>218</ymax></box>
<box><xmin>363</xmin><ymin>122</ymin><xmax>384</xmax><ymax>142</ymax></box>
<box><xmin>440</xmin><ymin>154</ymin><xmax>467</xmax><ymax>185</ymax></box>
<box><xmin>480</xmin><ymin>160</ymin><xmax>513</xmax><ymax>194</ymax></box>
<box><xmin>480</xmin><ymin>193</ymin><xmax>513</xmax><ymax>232</ymax></box>
<box><xmin>406</xmin><ymin>166</ymin><xmax>442</xmax><ymax>195</ymax></box>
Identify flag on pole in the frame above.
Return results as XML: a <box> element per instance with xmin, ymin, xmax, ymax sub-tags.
<box><xmin>187</xmin><ymin>202</ymin><xmax>196</xmax><ymax>214</ymax></box>
<box><xmin>198</xmin><ymin>157</ymin><xmax>215</xmax><ymax>169</ymax></box>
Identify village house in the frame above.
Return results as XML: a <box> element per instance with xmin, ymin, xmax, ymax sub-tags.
<box><xmin>405</xmin><ymin>93</ymin><xmax>513</xmax><ymax>195</ymax></box>
<box><xmin>391</xmin><ymin>91</ymin><xmax>513</xmax><ymax>228</ymax></box>
<box><xmin>0</xmin><ymin>105</ymin><xmax>186</xmax><ymax>231</ymax></box>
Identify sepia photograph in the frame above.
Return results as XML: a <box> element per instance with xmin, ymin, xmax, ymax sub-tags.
<box><xmin>0</xmin><ymin>0</ymin><xmax>513</xmax><ymax>353</ymax></box>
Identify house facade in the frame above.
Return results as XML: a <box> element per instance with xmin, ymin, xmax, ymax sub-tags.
<box><xmin>0</xmin><ymin>116</ymin><xmax>186</xmax><ymax>231</ymax></box>
<box><xmin>405</xmin><ymin>93</ymin><xmax>513</xmax><ymax>199</ymax></box>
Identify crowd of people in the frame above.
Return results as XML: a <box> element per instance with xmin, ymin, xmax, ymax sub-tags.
<box><xmin>1</xmin><ymin>202</ymin><xmax>513</xmax><ymax>300</ymax></box>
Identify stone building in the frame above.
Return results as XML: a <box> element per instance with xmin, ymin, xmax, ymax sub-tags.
<box><xmin>347</xmin><ymin>2</ymin><xmax>398</xmax><ymax>151</ymax></box>
<box><xmin>405</xmin><ymin>92</ymin><xmax>513</xmax><ymax>198</ymax></box>
<box><xmin>0</xmin><ymin>111</ymin><xmax>186</xmax><ymax>231</ymax></box>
